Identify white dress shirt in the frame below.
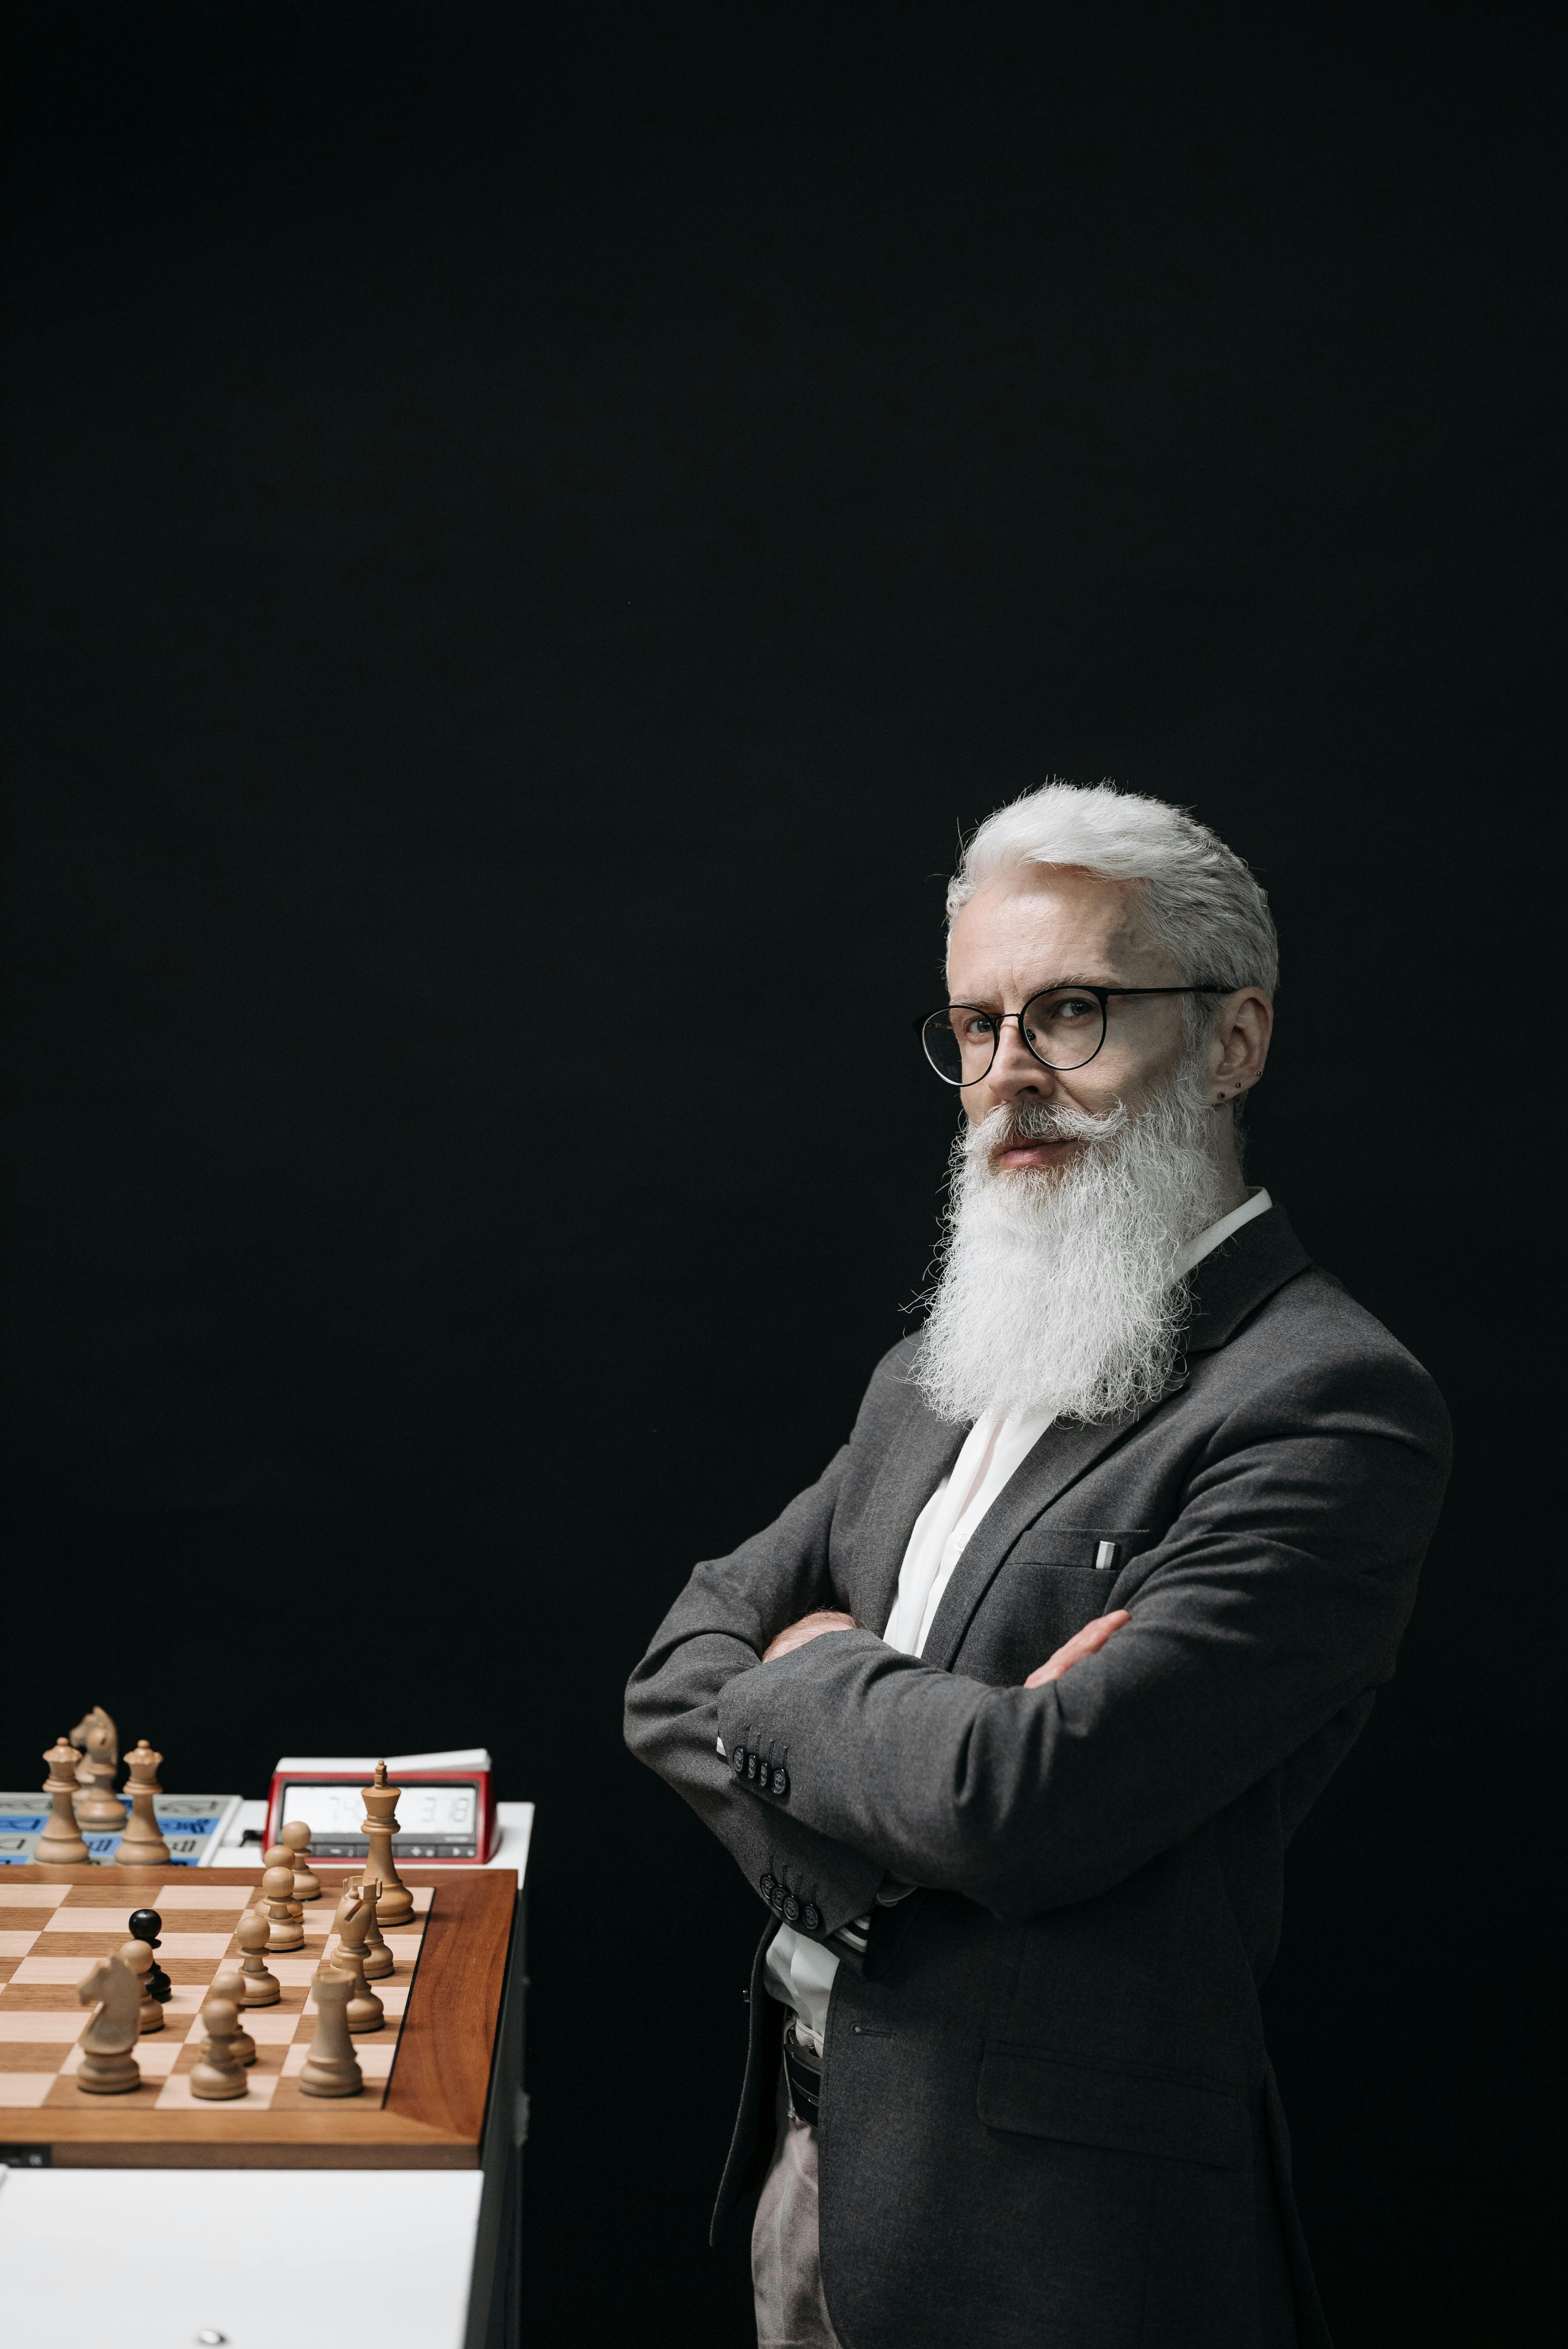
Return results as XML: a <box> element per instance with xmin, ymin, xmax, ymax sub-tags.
<box><xmin>762</xmin><ymin>1187</ymin><xmax>1273</xmax><ymax>2050</ymax></box>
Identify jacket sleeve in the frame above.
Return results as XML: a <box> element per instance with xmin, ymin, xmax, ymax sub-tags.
<box><xmin>714</xmin><ymin>1348</ymin><xmax>1452</xmax><ymax>1919</ymax></box>
<box><xmin>621</xmin><ymin>1354</ymin><xmax>913</xmax><ymax>1934</ymax></box>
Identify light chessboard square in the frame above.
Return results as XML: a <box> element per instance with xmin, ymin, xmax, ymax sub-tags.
<box><xmin>0</xmin><ymin>2073</ymin><xmax>55</xmax><ymax>2107</ymax></box>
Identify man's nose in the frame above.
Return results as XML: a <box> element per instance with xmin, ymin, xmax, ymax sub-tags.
<box><xmin>984</xmin><ymin>1017</ymin><xmax>1058</xmax><ymax>1101</ymax></box>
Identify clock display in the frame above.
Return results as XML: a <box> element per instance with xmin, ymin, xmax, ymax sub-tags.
<box><xmin>282</xmin><ymin>1780</ymin><xmax>480</xmax><ymax>1857</ymax></box>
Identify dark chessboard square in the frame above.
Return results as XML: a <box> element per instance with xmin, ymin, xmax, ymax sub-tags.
<box><xmin>0</xmin><ymin>2040</ymin><xmax>79</xmax><ymax>2071</ymax></box>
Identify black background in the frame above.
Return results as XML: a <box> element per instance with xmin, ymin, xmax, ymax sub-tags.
<box><xmin>4</xmin><ymin>6</ymin><xmax>1561</xmax><ymax>2343</ymax></box>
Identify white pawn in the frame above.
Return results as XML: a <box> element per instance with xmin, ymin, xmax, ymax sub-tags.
<box><xmin>209</xmin><ymin>1969</ymin><xmax>257</xmax><ymax>2065</ymax></box>
<box><xmin>262</xmin><ymin>1847</ymin><xmax>305</xmax><ymax>1926</ymax></box>
<box><xmin>281</xmin><ymin>1819</ymin><xmax>321</xmax><ymax>1903</ymax></box>
<box><xmin>189</xmin><ymin>1991</ymin><xmax>248</xmax><ymax>2100</ymax></box>
<box><xmin>119</xmin><ymin>1937</ymin><xmax>164</xmax><ymax>2034</ymax></box>
<box><xmin>260</xmin><ymin>1864</ymin><xmax>304</xmax><ymax>1953</ymax></box>
<box><xmin>234</xmin><ymin>1908</ymin><xmax>281</xmax><ymax>2005</ymax></box>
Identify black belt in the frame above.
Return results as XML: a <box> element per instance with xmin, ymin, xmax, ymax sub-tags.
<box><xmin>782</xmin><ymin>2027</ymin><xmax>822</xmax><ymax>2127</ymax></box>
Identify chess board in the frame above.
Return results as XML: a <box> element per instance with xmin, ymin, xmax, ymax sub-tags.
<box><xmin>0</xmin><ymin>1865</ymin><xmax>518</xmax><ymax>2168</ymax></box>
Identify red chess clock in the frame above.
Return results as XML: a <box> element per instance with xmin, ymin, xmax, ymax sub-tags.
<box><xmin>264</xmin><ymin>1748</ymin><xmax>498</xmax><ymax>1864</ymax></box>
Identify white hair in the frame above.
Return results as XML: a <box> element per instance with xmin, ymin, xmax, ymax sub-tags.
<box><xmin>947</xmin><ymin>779</ymin><xmax>1278</xmax><ymax>998</ymax></box>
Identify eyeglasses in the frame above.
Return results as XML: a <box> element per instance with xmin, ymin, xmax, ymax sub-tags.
<box><xmin>916</xmin><ymin>984</ymin><xmax>1228</xmax><ymax>1086</ymax></box>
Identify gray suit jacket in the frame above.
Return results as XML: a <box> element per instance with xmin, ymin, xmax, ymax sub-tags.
<box><xmin>624</xmin><ymin>1208</ymin><xmax>1451</xmax><ymax>2349</ymax></box>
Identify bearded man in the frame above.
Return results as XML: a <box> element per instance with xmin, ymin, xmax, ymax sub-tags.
<box><xmin>624</xmin><ymin>781</ymin><xmax>1450</xmax><ymax>2349</ymax></box>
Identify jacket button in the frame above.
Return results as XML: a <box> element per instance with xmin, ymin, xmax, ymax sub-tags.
<box><xmin>732</xmin><ymin>1747</ymin><xmax>749</xmax><ymax>1776</ymax></box>
<box><xmin>770</xmin><ymin>1884</ymin><xmax>789</xmax><ymax>1915</ymax></box>
<box><xmin>747</xmin><ymin>1752</ymin><xmax>761</xmax><ymax>1781</ymax></box>
<box><xmin>770</xmin><ymin>1766</ymin><xmax>790</xmax><ymax>1798</ymax></box>
<box><xmin>759</xmin><ymin>1873</ymin><xmax>776</xmax><ymax>1900</ymax></box>
<box><xmin>802</xmin><ymin>1903</ymin><xmax>821</xmax><ymax>1932</ymax></box>
<box><xmin>782</xmin><ymin>1894</ymin><xmax>801</xmax><ymax>1924</ymax></box>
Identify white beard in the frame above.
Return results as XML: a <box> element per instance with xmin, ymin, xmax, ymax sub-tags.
<box><xmin>911</xmin><ymin>1066</ymin><xmax>1234</xmax><ymax>1427</ymax></box>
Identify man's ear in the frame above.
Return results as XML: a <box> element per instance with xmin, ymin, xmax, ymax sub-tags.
<box><xmin>1209</xmin><ymin>989</ymin><xmax>1272</xmax><ymax>1104</ymax></box>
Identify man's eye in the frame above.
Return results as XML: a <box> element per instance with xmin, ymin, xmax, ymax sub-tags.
<box><xmin>956</xmin><ymin>1014</ymin><xmax>996</xmax><ymax>1041</ymax></box>
<box><xmin>1053</xmin><ymin>996</ymin><xmax>1097</xmax><ymax>1021</ymax></box>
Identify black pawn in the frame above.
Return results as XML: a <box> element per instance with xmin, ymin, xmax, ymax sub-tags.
<box><xmin>128</xmin><ymin>1907</ymin><xmax>172</xmax><ymax>2003</ymax></box>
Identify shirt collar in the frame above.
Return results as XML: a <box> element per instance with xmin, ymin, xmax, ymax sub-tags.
<box><xmin>1174</xmin><ymin>1185</ymin><xmax>1273</xmax><ymax>1279</ymax></box>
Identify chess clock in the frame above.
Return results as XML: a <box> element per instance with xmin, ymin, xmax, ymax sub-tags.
<box><xmin>265</xmin><ymin>1747</ymin><xmax>498</xmax><ymax>1864</ymax></box>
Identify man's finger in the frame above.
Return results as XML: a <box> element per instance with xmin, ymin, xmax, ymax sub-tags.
<box><xmin>1023</xmin><ymin>1610</ymin><xmax>1131</xmax><ymax>1689</ymax></box>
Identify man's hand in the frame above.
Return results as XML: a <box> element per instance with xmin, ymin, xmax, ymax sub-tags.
<box><xmin>1023</xmin><ymin>1610</ymin><xmax>1130</xmax><ymax>1688</ymax></box>
<box><xmin>763</xmin><ymin>1609</ymin><xmax>859</xmax><ymax>1663</ymax></box>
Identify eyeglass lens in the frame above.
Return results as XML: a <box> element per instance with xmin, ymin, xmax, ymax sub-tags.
<box><xmin>922</xmin><ymin>988</ymin><xmax>1107</xmax><ymax>1084</ymax></box>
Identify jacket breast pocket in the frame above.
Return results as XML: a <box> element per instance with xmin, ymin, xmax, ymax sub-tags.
<box><xmin>1005</xmin><ymin>1525</ymin><xmax>1152</xmax><ymax>1575</ymax></box>
<box><xmin>969</xmin><ymin>1560</ymin><xmax>1125</xmax><ymax>1686</ymax></box>
<box><xmin>978</xmin><ymin>2041</ymin><xmax>1247</xmax><ymax>2170</ymax></box>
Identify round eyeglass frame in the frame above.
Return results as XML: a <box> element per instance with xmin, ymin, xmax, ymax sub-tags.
<box><xmin>915</xmin><ymin>983</ymin><xmax>1230</xmax><ymax>1086</ymax></box>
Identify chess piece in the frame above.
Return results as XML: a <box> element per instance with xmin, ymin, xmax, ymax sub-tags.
<box><xmin>70</xmin><ymin>1705</ymin><xmax>126</xmax><ymax>1832</ymax></box>
<box><xmin>37</xmin><ymin>1735</ymin><xmax>93</xmax><ymax>1864</ymax></box>
<box><xmin>74</xmin><ymin>1954</ymin><xmax>142</xmax><ymax>2093</ymax></box>
<box><xmin>189</xmin><ymin>1991</ymin><xmax>248</xmax><ymax>2099</ymax></box>
<box><xmin>234</xmin><ymin>1907</ymin><xmax>281</xmax><ymax>2006</ymax></box>
<box><xmin>331</xmin><ymin>1884</ymin><xmax>385</xmax><ymax>2032</ymax></box>
<box><xmin>262</xmin><ymin>1847</ymin><xmax>305</xmax><ymax>1925</ymax></box>
<box><xmin>360</xmin><ymin>1761</ymin><xmax>414</xmax><ymax>1928</ymax></box>
<box><xmin>119</xmin><ymin>1936</ymin><xmax>164</xmax><ymax>2033</ymax></box>
<box><xmin>127</xmin><ymin>1909</ymin><xmax>173</xmax><ymax>2002</ymax></box>
<box><xmin>117</xmin><ymin>1740</ymin><xmax>171</xmax><ymax>1866</ymax></box>
<box><xmin>260</xmin><ymin>1864</ymin><xmax>304</xmax><ymax>1952</ymax></box>
<box><xmin>281</xmin><ymin>1818</ymin><xmax>321</xmax><ymax>1902</ymax></box>
<box><xmin>209</xmin><ymin>1970</ymin><xmax>257</xmax><ymax>2064</ymax></box>
<box><xmin>350</xmin><ymin>1875</ymin><xmax>394</xmax><ymax>1980</ymax></box>
<box><xmin>298</xmin><ymin>1964</ymin><xmax>364</xmax><ymax>2097</ymax></box>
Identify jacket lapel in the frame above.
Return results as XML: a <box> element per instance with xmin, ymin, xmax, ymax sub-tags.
<box><xmin>850</xmin><ymin>1389</ymin><xmax>969</xmax><ymax>1637</ymax></box>
<box><xmin>1182</xmin><ymin>1204</ymin><xmax>1308</xmax><ymax>1355</ymax></box>
<box><xmin>917</xmin><ymin>1402</ymin><xmax>1158</xmax><ymax>1670</ymax></box>
<box><xmin>916</xmin><ymin>1205</ymin><xmax>1312</xmax><ymax>1673</ymax></box>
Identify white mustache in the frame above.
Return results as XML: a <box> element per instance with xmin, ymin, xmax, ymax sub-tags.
<box><xmin>965</xmin><ymin>1097</ymin><xmax>1129</xmax><ymax>1157</ymax></box>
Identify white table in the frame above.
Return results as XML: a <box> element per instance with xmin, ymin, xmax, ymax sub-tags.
<box><xmin>0</xmin><ymin>1802</ymin><xmax>535</xmax><ymax>2349</ymax></box>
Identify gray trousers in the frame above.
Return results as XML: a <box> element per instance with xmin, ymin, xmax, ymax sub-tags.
<box><xmin>751</xmin><ymin>2077</ymin><xmax>842</xmax><ymax>2349</ymax></box>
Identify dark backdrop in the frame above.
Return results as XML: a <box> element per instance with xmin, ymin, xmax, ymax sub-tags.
<box><xmin>4</xmin><ymin>6</ymin><xmax>1560</xmax><ymax>2344</ymax></box>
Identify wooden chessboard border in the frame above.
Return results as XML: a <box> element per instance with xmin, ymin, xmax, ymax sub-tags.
<box><xmin>0</xmin><ymin>1863</ymin><xmax>518</xmax><ymax>2168</ymax></box>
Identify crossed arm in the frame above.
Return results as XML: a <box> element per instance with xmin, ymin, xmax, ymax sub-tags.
<box><xmin>627</xmin><ymin>1349</ymin><xmax>1448</xmax><ymax>1931</ymax></box>
<box><xmin>761</xmin><ymin>1605</ymin><xmax>1130</xmax><ymax>1687</ymax></box>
